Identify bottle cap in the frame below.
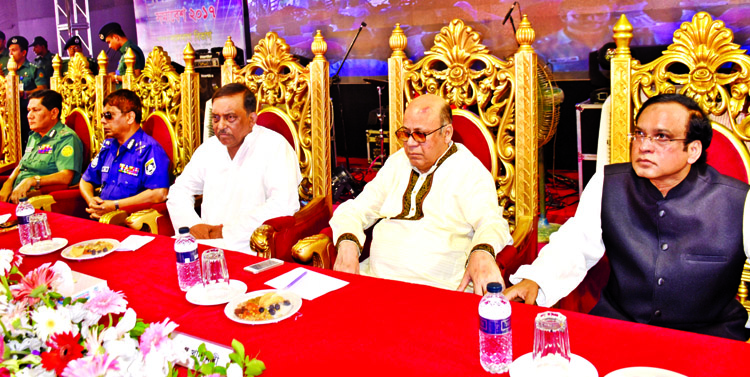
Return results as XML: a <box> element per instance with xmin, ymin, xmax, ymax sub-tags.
<box><xmin>178</xmin><ymin>227</ymin><xmax>190</xmax><ymax>234</ymax></box>
<box><xmin>486</xmin><ymin>282</ymin><xmax>503</xmax><ymax>293</ymax></box>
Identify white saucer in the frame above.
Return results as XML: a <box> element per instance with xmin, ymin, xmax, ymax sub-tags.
<box><xmin>19</xmin><ymin>238</ymin><xmax>68</xmax><ymax>256</ymax></box>
<box><xmin>185</xmin><ymin>280</ymin><xmax>247</xmax><ymax>306</ymax></box>
<box><xmin>604</xmin><ymin>367</ymin><xmax>687</xmax><ymax>377</ymax></box>
<box><xmin>510</xmin><ymin>353</ymin><xmax>598</xmax><ymax>377</ymax></box>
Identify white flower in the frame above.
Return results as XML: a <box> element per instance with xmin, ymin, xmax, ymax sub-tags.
<box><xmin>31</xmin><ymin>305</ymin><xmax>73</xmax><ymax>340</ymax></box>
<box><xmin>0</xmin><ymin>248</ymin><xmax>14</xmax><ymax>275</ymax></box>
<box><xmin>227</xmin><ymin>363</ymin><xmax>243</xmax><ymax>377</ymax></box>
<box><xmin>68</xmin><ymin>301</ymin><xmax>101</xmax><ymax>327</ymax></box>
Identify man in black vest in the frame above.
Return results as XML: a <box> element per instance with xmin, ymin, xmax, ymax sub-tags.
<box><xmin>505</xmin><ymin>93</ymin><xmax>750</xmax><ymax>341</ymax></box>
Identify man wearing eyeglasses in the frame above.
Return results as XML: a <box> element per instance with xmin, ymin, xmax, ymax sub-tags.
<box><xmin>0</xmin><ymin>90</ymin><xmax>83</xmax><ymax>203</ymax></box>
<box><xmin>79</xmin><ymin>89</ymin><xmax>170</xmax><ymax>219</ymax></box>
<box><xmin>330</xmin><ymin>94</ymin><xmax>513</xmax><ymax>295</ymax></box>
<box><xmin>505</xmin><ymin>93</ymin><xmax>750</xmax><ymax>341</ymax></box>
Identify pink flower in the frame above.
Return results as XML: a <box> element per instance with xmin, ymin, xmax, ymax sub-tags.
<box><xmin>12</xmin><ymin>263</ymin><xmax>57</xmax><ymax>305</ymax></box>
<box><xmin>83</xmin><ymin>287</ymin><xmax>127</xmax><ymax>316</ymax></box>
<box><xmin>61</xmin><ymin>354</ymin><xmax>119</xmax><ymax>377</ymax></box>
<box><xmin>139</xmin><ymin>318</ymin><xmax>178</xmax><ymax>357</ymax></box>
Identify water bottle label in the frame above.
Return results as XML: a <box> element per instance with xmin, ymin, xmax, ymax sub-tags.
<box><xmin>18</xmin><ymin>215</ymin><xmax>31</xmax><ymax>225</ymax></box>
<box><xmin>176</xmin><ymin>249</ymin><xmax>198</xmax><ymax>263</ymax></box>
<box><xmin>480</xmin><ymin>316</ymin><xmax>510</xmax><ymax>335</ymax></box>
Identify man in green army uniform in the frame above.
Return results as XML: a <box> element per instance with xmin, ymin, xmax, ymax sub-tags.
<box><xmin>0</xmin><ymin>90</ymin><xmax>83</xmax><ymax>203</ymax></box>
<box><xmin>98</xmin><ymin>22</ymin><xmax>145</xmax><ymax>87</ymax></box>
<box><xmin>0</xmin><ymin>31</ymin><xmax>8</xmax><ymax>71</ymax></box>
<box><xmin>61</xmin><ymin>36</ymin><xmax>99</xmax><ymax>75</ymax></box>
<box><xmin>3</xmin><ymin>36</ymin><xmax>50</xmax><ymax>149</ymax></box>
<box><xmin>30</xmin><ymin>36</ymin><xmax>54</xmax><ymax>78</ymax></box>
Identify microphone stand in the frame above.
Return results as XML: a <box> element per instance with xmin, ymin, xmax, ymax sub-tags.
<box><xmin>331</xmin><ymin>21</ymin><xmax>367</xmax><ymax>170</ymax></box>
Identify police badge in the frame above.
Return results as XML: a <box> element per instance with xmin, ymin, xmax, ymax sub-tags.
<box><xmin>145</xmin><ymin>158</ymin><xmax>156</xmax><ymax>176</ymax></box>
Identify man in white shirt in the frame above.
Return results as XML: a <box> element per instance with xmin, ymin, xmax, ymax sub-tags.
<box><xmin>166</xmin><ymin>83</ymin><xmax>302</xmax><ymax>254</ymax></box>
<box><xmin>505</xmin><ymin>93</ymin><xmax>750</xmax><ymax>340</ymax></box>
<box><xmin>331</xmin><ymin>94</ymin><xmax>513</xmax><ymax>295</ymax></box>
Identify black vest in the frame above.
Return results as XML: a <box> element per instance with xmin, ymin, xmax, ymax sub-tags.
<box><xmin>593</xmin><ymin>163</ymin><xmax>750</xmax><ymax>340</ymax></box>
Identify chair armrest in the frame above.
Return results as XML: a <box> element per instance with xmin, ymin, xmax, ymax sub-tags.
<box><xmin>100</xmin><ymin>209</ymin><xmax>129</xmax><ymax>227</ymax></box>
<box><xmin>126</xmin><ymin>208</ymin><xmax>163</xmax><ymax>234</ymax></box>
<box><xmin>28</xmin><ymin>194</ymin><xmax>57</xmax><ymax>212</ymax></box>
<box><xmin>251</xmin><ymin>197</ymin><xmax>332</xmax><ymax>261</ymax></box>
<box><xmin>292</xmin><ymin>234</ymin><xmax>335</xmax><ymax>269</ymax></box>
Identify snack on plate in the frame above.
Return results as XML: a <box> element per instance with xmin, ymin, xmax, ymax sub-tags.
<box><xmin>70</xmin><ymin>240</ymin><xmax>115</xmax><ymax>257</ymax></box>
<box><xmin>234</xmin><ymin>292</ymin><xmax>292</xmax><ymax>321</ymax></box>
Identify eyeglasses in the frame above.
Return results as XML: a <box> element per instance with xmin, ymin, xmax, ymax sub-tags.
<box><xmin>102</xmin><ymin>111</ymin><xmax>119</xmax><ymax>120</ymax></box>
<box><xmin>628</xmin><ymin>131</ymin><xmax>688</xmax><ymax>146</ymax></box>
<box><xmin>395</xmin><ymin>125</ymin><xmax>448</xmax><ymax>143</ymax></box>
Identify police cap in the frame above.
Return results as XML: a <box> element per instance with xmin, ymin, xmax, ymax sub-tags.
<box><xmin>98</xmin><ymin>22</ymin><xmax>124</xmax><ymax>41</ymax></box>
<box><xmin>7</xmin><ymin>36</ymin><xmax>29</xmax><ymax>51</ymax></box>
<box><xmin>64</xmin><ymin>36</ymin><xmax>83</xmax><ymax>51</ymax></box>
<box><xmin>30</xmin><ymin>36</ymin><xmax>47</xmax><ymax>48</ymax></box>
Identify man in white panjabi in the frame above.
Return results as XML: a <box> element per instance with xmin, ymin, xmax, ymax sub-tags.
<box><xmin>166</xmin><ymin>83</ymin><xmax>301</xmax><ymax>254</ymax></box>
<box><xmin>331</xmin><ymin>94</ymin><xmax>513</xmax><ymax>295</ymax></box>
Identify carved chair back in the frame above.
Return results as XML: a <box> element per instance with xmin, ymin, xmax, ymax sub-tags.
<box><xmin>387</xmin><ymin>18</ymin><xmax>539</xmax><ymax>251</ymax></box>
<box><xmin>0</xmin><ymin>60</ymin><xmax>22</xmax><ymax>174</ymax></box>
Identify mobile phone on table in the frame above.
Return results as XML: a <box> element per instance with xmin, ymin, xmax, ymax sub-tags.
<box><xmin>244</xmin><ymin>258</ymin><xmax>284</xmax><ymax>274</ymax></box>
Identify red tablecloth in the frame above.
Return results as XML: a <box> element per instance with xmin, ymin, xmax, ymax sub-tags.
<box><xmin>1</xmin><ymin>203</ymin><xmax>747</xmax><ymax>377</ymax></box>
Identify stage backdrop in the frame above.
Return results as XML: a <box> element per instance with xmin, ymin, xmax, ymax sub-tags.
<box><xmin>248</xmin><ymin>0</ymin><xmax>750</xmax><ymax>78</ymax></box>
<box><xmin>134</xmin><ymin>0</ymin><xmax>246</xmax><ymax>65</ymax></box>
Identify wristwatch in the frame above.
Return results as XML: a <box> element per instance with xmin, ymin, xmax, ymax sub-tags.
<box><xmin>33</xmin><ymin>175</ymin><xmax>41</xmax><ymax>190</ymax></box>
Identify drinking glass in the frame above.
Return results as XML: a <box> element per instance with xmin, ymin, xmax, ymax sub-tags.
<box><xmin>201</xmin><ymin>248</ymin><xmax>229</xmax><ymax>288</ymax></box>
<box><xmin>533</xmin><ymin>311</ymin><xmax>571</xmax><ymax>374</ymax></box>
<box><xmin>29</xmin><ymin>213</ymin><xmax>52</xmax><ymax>244</ymax></box>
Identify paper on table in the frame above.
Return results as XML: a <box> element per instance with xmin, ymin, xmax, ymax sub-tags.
<box><xmin>0</xmin><ymin>214</ymin><xmax>10</xmax><ymax>224</ymax></box>
<box><xmin>115</xmin><ymin>235</ymin><xmax>155</xmax><ymax>251</ymax></box>
<box><xmin>265</xmin><ymin>267</ymin><xmax>348</xmax><ymax>300</ymax></box>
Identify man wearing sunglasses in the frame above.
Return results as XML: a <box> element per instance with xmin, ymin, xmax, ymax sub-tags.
<box><xmin>79</xmin><ymin>89</ymin><xmax>170</xmax><ymax>219</ymax></box>
<box><xmin>330</xmin><ymin>94</ymin><xmax>513</xmax><ymax>295</ymax></box>
<box><xmin>506</xmin><ymin>93</ymin><xmax>750</xmax><ymax>341</ymax></box>
<box><xmin>0</xmin><ymin>90</ymin><xmax>83</xmax><ymax>203</ymax></box>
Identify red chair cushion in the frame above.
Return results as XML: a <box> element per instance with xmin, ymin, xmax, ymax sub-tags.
<box><xmin>706</xmin><ymin>128</ymin><xmax>749</xmax><ymax>183</ymax></box>
<box><xmin>65</xmin><ymin>111</ymin><xmax>92</xmax><ymax>168</ymax></box>
<box><xmin>451</xmin><ymin>114</ymin><xmax>492</xmax><ymax>172</ymax></box>
<box><xmin>142</xmin><ymin>115</ymin><xmax>175</xmax><ymax>177</ymax></box>
<box><xmin>257</xmin><ymin>112</ymin><xmax>296</xmax><ymax>151</ymax></box>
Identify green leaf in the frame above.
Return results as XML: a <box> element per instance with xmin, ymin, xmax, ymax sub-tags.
<box><xmin>130</xmin><ymin>319</ymin><xmax>148</xmax><ymax>338</ymax></box>
<box><xmin>228</xmin><ymin>353</ymin><xmax>242</xmax><ymax>365</ymax></box>
<box><xmin>231</xmin><ymin>339</ymin><xmax>246</xmax><ymax>359</ymax></box>
<box><xmin>245</xmin><ymin>359</ymin><xmax>265</xmax><ymax>376</ymax></box>
<box><xmin>62</xmin><ymin>297</ymin><xmax>71</xmax><ymax>306</ymax></box>
<box><xmin>198</xmin><ymin>363</ymin><xmax>215</xmax><ymax>375</ymax></box>
<box><xmin>29</xmin><ymin>284</ymin><xmax>48</xmax><ymax>297</ymax></box>
<box><xmin>214</xmin><ymin>366</ymin><xmax>227</xmax><ymax>374</ymax></box>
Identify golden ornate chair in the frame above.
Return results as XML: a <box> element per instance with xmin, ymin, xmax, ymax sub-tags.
<box><xmin>0</xmin><ymin>59</ymin><xmax>22</xmax><ymax>175</ymax></box>
<box><xmin>589</xmin><ymin>12</ymin><xmax>750</xmax><ymax>316</ymax></box>
<box><xmin>292</xmin><ymin>18</ymin><xmax>540</xmax><ymax>282</ymax></box>
<box><xmin>220</xmin><ymin>32</ymin><xmax>331</xmax><ymax>261</ymax></box>
<box><xmin>113</xmin><ymin>45</ymin><xmax>201</xmax><ymax>235</ymax></box>
<box><xmin>26</xmin><ymin>52</ymin><xmax>109</xmax><ymax>215</ymax></box>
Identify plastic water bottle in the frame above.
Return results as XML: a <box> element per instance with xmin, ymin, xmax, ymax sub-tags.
<box><xmin>16</xmin><ymin>197</ymin><xmax>35</xmax><ymax>246</ymax></box>
<box><xmin>175</xmin><ymin>227</ymin><xmax>201</xmax><ymax>291</ymax></box>
<box><xmin>479</xmin><ymin>282</ymin><xmax>512</xmax><ymax>373</ymax></box>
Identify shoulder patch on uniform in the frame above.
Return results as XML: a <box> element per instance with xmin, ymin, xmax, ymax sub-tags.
<box><xmin>145</xmin><ymin>157</ymin><xmax>156</xmax><ymax>176</ymax></box>
<box><xmin>90</xmin><ymin>154</ymin><xmax>99</xmax><ymax>168</ymax></box>
<box><xmin>61</xmin><ymin>145</ymin><xmax>74</xmax><ymax>157</ymax></box>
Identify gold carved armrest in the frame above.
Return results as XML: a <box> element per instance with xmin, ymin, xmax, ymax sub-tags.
<box><xmin>125</xmin><ymin>209</ymin><xmax>162</xmax><ymax>234</ymax></box>
<box><xmin>512</xmin><ymin>215</ymin><xmax>535</xmax><ymax>249</ymax></box>
<box><xmin>100</xmin><ymin>209</ymin><xmax>128</xmax><ymax>227</ymax></box>
<box><xmin>28</xmin><ymin>194</ymin><xmax>56</xmax><ymax>212</ymax></box>
<box><xmin>292</xmin><ymin>234</ymin><xmax>334</xmax><ymax>269</ymax></box>
<box><xmin>251</xmin><ymin>225</ymin><xmax>276</xmax><ymax>259</ymax></box>
<box><xmin>739</xmin><ymin>259</ymin><xmax>750</xmax><ymax>314</ymax></box>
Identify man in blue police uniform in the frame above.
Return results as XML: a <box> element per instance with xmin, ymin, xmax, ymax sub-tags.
<box><xmin>3</xmin><ymin>36</ymin><xmax>49</xmax><ymax>149</ymax></box>
<box><xmin>30</xmin><ymin>36</ymin><xmax>54</xmax><ymax>78</ymax></box>
<box><xmin>80</xmin><ymin>89</ymin><xmax>170</xmax><ymax>219</ymax></box>
<box><xmin>98</xmin><ymin>22</ymin><xmax>145</xmax><ymax>87</ymax></box>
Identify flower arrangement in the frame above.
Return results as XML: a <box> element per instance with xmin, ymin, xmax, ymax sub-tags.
<box><xmin>0</xmin><ymin>249</ymin><xmax>265</xmax><ymax>377</ymax></box>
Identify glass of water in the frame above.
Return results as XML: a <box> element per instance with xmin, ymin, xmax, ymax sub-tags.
<box><xmin>533</xmin><ymin>311</ymin><xmax>571</xmax><ymax>374</ymax></box>
<box><xmin>29</xmin><ymin>213</ymin><xmax>52</xmax><ymax>244</ymax></box>
<box><xmin>201</xmin><ymin>248</ymin><xmax>229</xmax><ymax>288</ymax></box>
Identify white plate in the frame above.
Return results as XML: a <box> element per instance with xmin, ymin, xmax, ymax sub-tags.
<box><xmin>510</xmin><ymin>353</ymin><xmax>598</xmax><ymax>377</ymax></box>
<box><xmin>61</xmin><ymin>238</ymin><xmax>120</xmax><ymax>260</ymax></box>
<box><xmin>604</xmin><ymin>367</ymin><xmax>687</xmax><ymax>377</ymax></box>
<box><xmin>224</xmin><ymin>289</ymin><xmax>302</xmax><ymax>325</ymax></box>
<box><xmin>19</xmin><ymin>238</ymin><xmax>68</xmax><ymax>256</ymax></box>
<box><xmin>186</xmin><ymin>280</ymin><xmax>248</xmax><ymax>306</ymax></box>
